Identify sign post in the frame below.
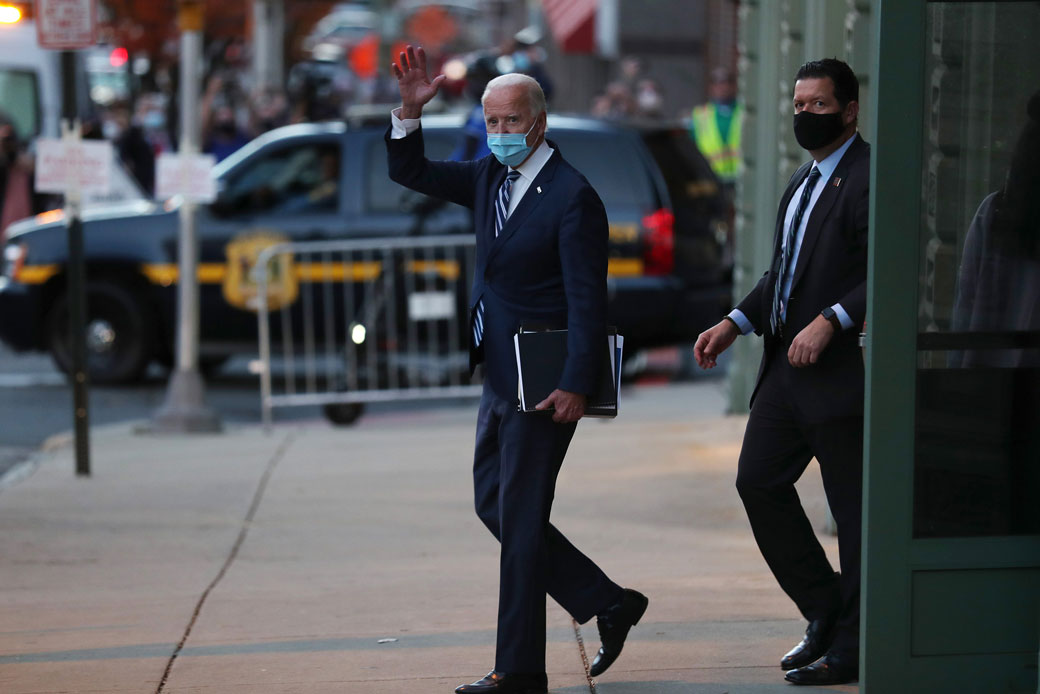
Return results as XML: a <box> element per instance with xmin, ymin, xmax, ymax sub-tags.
<box><xmin>149</xmin><ymin>0</ymin><xmax>222</xmax><ymax>433</ymax></box>
<box><xmin>33</xmin><ymin>0</ymin><xmax>101</xmax><ymax>476</ymax></box>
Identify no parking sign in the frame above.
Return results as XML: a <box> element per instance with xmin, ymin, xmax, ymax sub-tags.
<box><xmin>34</xmin><ymin>0</ymin><xmax>97</xmax><ymax>50</ymax></box>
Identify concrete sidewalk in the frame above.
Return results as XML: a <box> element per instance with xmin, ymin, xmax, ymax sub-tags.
<box><xmin>0</xmin><ymin>381</ymin><xmax>856</xmax><ymax>694</ymax></box>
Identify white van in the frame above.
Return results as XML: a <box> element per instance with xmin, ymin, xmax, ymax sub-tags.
<box><xmin>0</xmin><ymin>18</ymin><xmax>60</xmax><ymax>139</ymax></box>
<box><xmin>0</xmin><ymin>18</ymin><xmax>145</xmax><ymax>208</ymax></box>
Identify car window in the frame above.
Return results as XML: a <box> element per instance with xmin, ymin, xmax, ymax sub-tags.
<box><xmin>366</xmin><ymin>133</ymin><xmax>459</xmax><ymax>213</ymax></box>
<box><xmin>551</xmin><ymin>132</ymin><xmax>656</xmax><ymax>209</ymax></box>
<box><xmin>0</xmin><ymin>68</ymin><xmax>39</xmax><ymax>139</ymax></box>
<box><xmin>216</xmin><ymin>143</ymin><xmax>341</xmax><ymax>217</ymax></box>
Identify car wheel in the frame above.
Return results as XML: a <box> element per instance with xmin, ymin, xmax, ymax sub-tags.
<box><xmin>46</xmin><ymin>281</ymin><xmax>153</xmax><ymax>384</ymax></box>
<box><xmin>323</xmin><ymin>402</ymin><xmax>365</xmax><ymax>426</ymax></box>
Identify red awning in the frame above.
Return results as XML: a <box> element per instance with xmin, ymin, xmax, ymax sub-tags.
<box><xmin>542</xmin><ymin>0</ymin><xmax>596</xmax><ymax>54</ymax></box>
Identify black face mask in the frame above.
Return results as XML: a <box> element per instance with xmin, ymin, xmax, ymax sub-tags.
<box><xmin>793</xmin><ymin>110</ymin><xmax>846</xmax><ymax>150</ymax></box>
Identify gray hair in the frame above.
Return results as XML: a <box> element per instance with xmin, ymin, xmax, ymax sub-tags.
<box><xmin>482</xmin><ymin>73</ymin><xmax>546</xmax><ymax>118</ymax></box>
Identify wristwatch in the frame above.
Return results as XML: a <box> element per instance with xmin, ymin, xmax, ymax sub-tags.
<box><xmin>820</xmin><ymin>306</ymin><xmax>842</xmax><ymax>331</ymax></box>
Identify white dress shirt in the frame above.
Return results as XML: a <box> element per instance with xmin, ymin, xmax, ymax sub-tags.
<box><xmin>729</xmin><ymin>133</ymin><xmax>859</xmax><ymax>335</ymax></box>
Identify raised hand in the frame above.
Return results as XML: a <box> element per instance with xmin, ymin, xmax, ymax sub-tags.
<box><xmin>391</xmin><ymin>45</ymin><xmax>446</xmax><ymax>119</ymax></box>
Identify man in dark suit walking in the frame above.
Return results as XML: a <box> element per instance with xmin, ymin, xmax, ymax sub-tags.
<box><xmin>386</xmin><ymin>46</ymin><xmax>647</xmax><ymax>694</ymax></box>
<box><xmin>694</xmin><ymin>58</ymin><xmax>868</xmax><ymax>686</ymax></box>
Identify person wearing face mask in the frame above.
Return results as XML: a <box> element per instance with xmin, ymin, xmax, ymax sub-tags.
<box><xmin>201</xmin><ymin>75</ymin><xmax>252</xmax><ymax>163</ymax></box>
<box><xmin>694</xmin><ymin>58</ymin><xmax>869</xmax><ymax>687</ymax></box>
<box><xmin>202</xmin><ymin>103</ymin><xmax>251</xmax><ymax>163</ymax></box>
<box><xmin>135</xmin><ymin>93</ymin><xmax>174</xmax><ymax>156</ymax></box>
<box><xmin>386</xmin><ymin>46</ymin><xmax>647</xmax><ymax>694</ymax></box>
<box><xmin>107</xmin><ymin>101</ymin><xmax>156</xmax><ymax>196</ymax></box>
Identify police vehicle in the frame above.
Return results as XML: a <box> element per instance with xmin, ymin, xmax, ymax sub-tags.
<box><xmin>0</xmin><ymin>114</ymin><xmax>731</xmax><ymax>383</ymax></box>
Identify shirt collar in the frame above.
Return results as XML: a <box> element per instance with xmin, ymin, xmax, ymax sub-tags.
<box><xmin>512</xmin><ymin>139</ymin><xmax>553</xmax><ymax>181</ymax></box>
<box><xmin>813</xmin><ymin>132</ymin><xmax>858</xmax><ymax>183</ymax></box>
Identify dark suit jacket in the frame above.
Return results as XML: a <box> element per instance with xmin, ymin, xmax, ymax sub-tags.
<box><xmin>386</xmin><ymin>126</ymin><xmax>609</xmax><ymax>403</ymax></box>
<box><xmin>736</xmin><ymin>134</ymin><xmax>870</xmax><ymax>421</ymax></box>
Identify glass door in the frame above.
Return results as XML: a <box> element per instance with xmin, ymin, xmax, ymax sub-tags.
<box><xmin>863</xmin><ymin>2</ymin><xmax>1040</xmax><ymax>691</ymax></box>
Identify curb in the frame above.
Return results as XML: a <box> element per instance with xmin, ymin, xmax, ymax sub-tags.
<box><xmin>0</xmin><ymin>453</ymin><xmax>41</xmax><ymax>491</ymax></box>
<box><xmin>40</xmin><ymin>430</ymin><xmax>73</xmax><ymax>452</ymax></box>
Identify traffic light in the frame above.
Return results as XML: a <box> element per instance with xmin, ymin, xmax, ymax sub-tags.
<box><xmin>109</xmin><ymin>46</ymin><xmax>128</xmax><ymax>67</ymax></box>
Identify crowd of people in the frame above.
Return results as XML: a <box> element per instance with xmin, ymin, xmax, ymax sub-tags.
<box><xmin>0</xmin><ymin>113</ymin><xmax>50</xmax><ymax>238</ymax></box>
<box><xmin>590</xmin><ymin>57</ymin><xmax>666</xmax><ymax>120</ymax></box>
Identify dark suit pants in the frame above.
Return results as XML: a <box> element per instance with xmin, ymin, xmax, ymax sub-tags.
<box><xmin>735</xmin><ymin>349</ymin><xmax>863</xmax><ymax>655</ymax></box>
<box><xmin>473</xmin><ymin>384</ymin><xmax>623</xmax><ymax>673</ymax></box>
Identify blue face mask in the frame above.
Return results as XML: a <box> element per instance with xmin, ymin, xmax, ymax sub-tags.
<box><xmin>143</xmin><ymin>111</ymin><xmax>165</xmax><ymax>130</ymax></box>
<box><xmin>512</xmin><ymin>51</ymin><xmax>532</xmax><ymax>72</ymax></box>
<box><xmin>486</xmin><ymin>117</ymin><xmax>539</xmax><ymax>168</ymax></box>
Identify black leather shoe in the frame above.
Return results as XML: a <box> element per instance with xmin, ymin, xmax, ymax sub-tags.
<box><xmin>780</xmin><ymin>618</ymin><xmax>834</xmax><ymax>670</ymax></box>
<box><xmin>784</xmin><ymin>651</ymin><xmax>859</xmax><ymax>686</ymax></box>
<box><xmin>588</xmin><ymin>588</ymin><xmax>649</xmax><ymax>677</ymax></box>
<box><xmin>454</xmin><ymin>671</ymin><xmax>548</xmax><ymax>694</ymax></box>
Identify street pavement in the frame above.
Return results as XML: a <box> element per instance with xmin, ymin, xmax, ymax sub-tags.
<box><xmin>0</xmin><ymin>380</ymin><xmax>855</xmax><ymax>694</ymax></box>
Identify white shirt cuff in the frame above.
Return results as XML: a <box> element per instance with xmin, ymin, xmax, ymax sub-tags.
<box><xmin>727</xmin><ymin>309</ymin><xmax>754</xmax><ymax>335</ymax></box>
<box><xmin>390</xmin><ymin>108</ymin><xmax>421</xmax><ymax>139</ymax></box>
<box><xmin>832</xmin><ymin>303</ymin><xmax>855</xmax><ymax>331</ymax></box>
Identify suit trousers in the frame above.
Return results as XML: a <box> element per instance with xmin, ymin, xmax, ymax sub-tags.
<box><xmin>735</xmin><ymin>347</ymin><xmax>863</xmax><ymax>655</ymax></box>
<box><xmin>473</xmin><ymin>383</ymin><xmax>623</xmax><ymax>673</ymax></box>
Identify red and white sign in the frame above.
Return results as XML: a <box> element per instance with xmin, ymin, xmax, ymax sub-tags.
<box><xmin>35</xmin><ymin>137</ymin><xmax>113</xmax><ymax>195</ymax></box>
<box><xmin>156</xmin><ymin>153</ymin><xmax>217</xmax><ymax>203</ymax></box>
<box><xmin>542</xmin><ymin>0</ymin><xmax>596</xmax><ymax>53</ymax></box>
<box><xmin>34</xmin><ymin>0</ymin><xmax>98</xmax><ymax>50</ymax></box>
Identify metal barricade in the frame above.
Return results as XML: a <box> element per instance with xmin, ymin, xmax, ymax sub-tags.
<box><xmin>253</xmin><ymin>235</ymin><xmax>481</xmax><ymax>429</ymax></box>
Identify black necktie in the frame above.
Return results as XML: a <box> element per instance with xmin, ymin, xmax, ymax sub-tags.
<box><xmin>474</xmin><ymin>170</ymin><xmax>522</xmax><ymax>348</ymax></box>
<box><xmin>771</xmin><ymin>166</ymin><xmax>821</xmax><ymax>335</ymax></box>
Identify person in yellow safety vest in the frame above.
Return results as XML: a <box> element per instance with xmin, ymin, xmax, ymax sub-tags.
<box><xmin>690</xmin><ymin>67</ymin><xmax>743</xmax><ymax>186</ymax></box>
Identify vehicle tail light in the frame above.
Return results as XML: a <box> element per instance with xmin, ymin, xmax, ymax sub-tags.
<box><xmin>641</xmin><ymin>208</ymin><xmax>674</xmax><ymax>276</ymax></box>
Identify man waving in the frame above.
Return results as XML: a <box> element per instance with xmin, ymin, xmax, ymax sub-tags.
<box><xmin>386</xmin><ymin>46</ymin><xmax>648</xmax><ymax>694</ymax></box>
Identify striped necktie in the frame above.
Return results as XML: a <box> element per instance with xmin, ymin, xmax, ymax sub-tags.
<box><xmin>770</xmin><ymin>166</ymin><xmax>821</xmax><ymax>335</ymax></box>
<box><xmin>474</xmin><ymin>169</ymin><xmax>522</xmax><ymax>348</ymax></box>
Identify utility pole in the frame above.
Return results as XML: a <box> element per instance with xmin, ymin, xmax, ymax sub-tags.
<box><xmin>252</xmin><ymin>0</ymin><xmax>284</xmax><ymax>93</ymax></box>
<box><xmin>60</xmin><ymin>50</ymin><xmax>90</xmax><ymax>476</ymax></box>
<box><xmin>372</xmin><ymin>0</ymin><xmax>395</xmax><ymax>79</ymax></box>
<box><xmin>150</xmin><ymin>0</ymin><xmax>222</xmax><ymax>433</ymax></box>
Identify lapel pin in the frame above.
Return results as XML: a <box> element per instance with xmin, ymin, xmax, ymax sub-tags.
<box><xmin>536</xmin><ymin>186</ymin><xmax>542</xmax><ymax>194</ymax></box>
<box><xmin>832</xmin><ymin>177</ymin><xmax>842</xmax><ymax>187</ymax></box>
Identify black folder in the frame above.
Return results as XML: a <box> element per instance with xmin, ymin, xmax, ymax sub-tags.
<box><xmin>514</xmin><ymin>327</ymin><xmax>623</xmax><ymax>418</ymax></box>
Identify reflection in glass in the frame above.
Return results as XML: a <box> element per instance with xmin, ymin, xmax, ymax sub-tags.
<box><xmin>949</xmin><ymin>91</ymin><xmax>1040</xmax><ymax>369</ymax></box>
<box><xmin>914</xmin><ymin>3</ymin><xmax>1040</xmax><ymax>538</ymax></box>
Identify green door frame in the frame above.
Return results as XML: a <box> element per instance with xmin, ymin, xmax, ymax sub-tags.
<box><xmin>861</xmin><ymin>0</ymin><xmax>925</xmax><ymax>685</ymax></box>
<box><xmin>862</xmin><ymin>2</ymin><xmax>1040</xmax><ymax>691</ymax></box>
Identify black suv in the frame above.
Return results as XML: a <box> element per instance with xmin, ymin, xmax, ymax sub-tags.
<box><xmin>0</xmin><ymin>114</ymin><xmax>731</xmax><ymax>383</ymax></box>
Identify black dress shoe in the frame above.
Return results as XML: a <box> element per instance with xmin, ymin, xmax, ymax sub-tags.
<box><xmin>588</xmin><ymin>588</ymin><xmax>649</xmax><ymax>677</ymax></box>
<box><xmin>454</xmin><ymin>671</ymin><xmax>548</xmax><ymax>694</ymax></box>
<box><xmin>784</xmin><ymin>651</ymin><xmax>859</xmax><ymax>686</ymax></box>
<box><xmin>780</xmin><ymin>618</ymin><xmax>834</xmax><ymax>670</ymax></box>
